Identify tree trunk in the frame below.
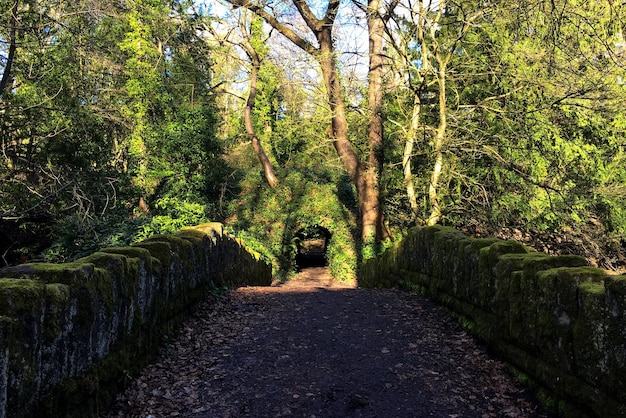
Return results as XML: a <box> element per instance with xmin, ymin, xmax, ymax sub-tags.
<box><xmin>403</xmin><ymin>95</ymin><xmax>421</xmax><ymax>222</ymax></box>
<box><xmin>245</xmin><ymin>47</ymin><xmax>278</xmax><ymax>188</ymax></box>
<box><xmin>316</xmin><ymin>29</ymin><xmax>360</xmax><ymax>183</ymax></box>
<box><xmin>316</xmin><ymin>26</ymin><xmax>387</xmax><ymax>241</ymax></box>
<box><xmin>427</xmin><ymin>67</ymin><xmax>447</xmax><ymax>226</ymax></box>
<box><xmin>0</xmin><ymin>1</ymin><xmax>19</xmax><ymax>96</ymax></box>
<box><xmin>364</xmin><ymin>0</ymin><xmax>389</xmax><ymax>240</ymax></box>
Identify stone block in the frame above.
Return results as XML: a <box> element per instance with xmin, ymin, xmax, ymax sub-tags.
<box><xmin>604</xmin><ymin>274</ymin><xmax>626</xmax><ymax>396</ymax></box>
<box><xmin>573</xmin><ymin>281</ymin><xmax>608</xmax><ymax>388</ymax></box>
<box><xmin>533</xmin><ymin>267</ymin><xmax>605</xmax><ymax>371</ymax></box>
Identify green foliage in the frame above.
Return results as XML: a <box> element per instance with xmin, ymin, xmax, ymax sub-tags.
<box><xmin>42</xmin><ymin>212</ymin><xmax>146</xmax><ymax>263</ymax></box>
<box><xmin>0</xmin><ymin>0</ymin><xmax>223</xmax><ymax>264</ymax></box>
<box><xmin>383</xmin><ymin>0</ymin><xmax>626</xmax><ymax>244</ymax></box>
<box><xmin>225</xmin><ymin>143</ymin><xmax>358</xmax><ymax>281</ymax></box>
<box><xmin>42</xmin><ymin>197</ymin><xmax>212</xmax><ymax>263</ymax></box>
<box><xmin>135</xmin><ymin>201</ymin><xmax>209</xmax><ymax>242</ymax></box>
<box><xmin>473</xmin><ymin>3</ymin><xmax>626</xmax><ymax>235</ymax></box>
<box><xmin>3</xmin><ymin>0</ymin><xmax>624</xmax><ymax>274</ymax></box>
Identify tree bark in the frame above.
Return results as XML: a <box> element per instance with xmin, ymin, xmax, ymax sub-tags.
<box><xmin>364</xmin><ymin>0</ymin><xmax>390</xmax><ymax>240</ymax></box>
<box><xmin>403</xmin><ymin>95</ymin><xmax>421</xmax><ymax>222</ymax></box>
<box><xmin>0</xmin><ymin>1</ymin><xmax>19</xmax><ymax>96</ymax></box>
<box><xmin>424</xmin><ymin>0</ymin><xmax>478</xmax><ymax>226</ymax></box>
<box><xmin>242</xmin><ymin>34</ymin><xmax>278</xmax><ymax>189</ymax></box>
<box><xmin>315</xmin><ymin>27</ymin><xmax>360</xmax><ymax>185</ymax></box>
<box><xmin>317</xmin><ymin>20</ymin><xmax>386</xmax><ymax>241</ymax></box>
<box><xmin>427</xmin><ymin>66</ymin><xmax>447</xmax><ymax>226</ymax></box>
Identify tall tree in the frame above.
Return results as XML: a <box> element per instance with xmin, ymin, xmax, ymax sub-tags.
<box><xmin>239</xmin><ymin>12</ymin><xmax>278</xmax><ymax>188</ymax></box>
<box><xmin>224</xmin><ymin>0</ymin><xmax>389</xmax><ymax>241</ymax></box>
<box><xmin>364</xmin><ymin>0</ymin><xmax>394</xmax><ymax>237</ymax></box>
<box><xmin>385</xmin><ymin>0</ymin><xmax>488</xmax><ymax>225</ymax></box>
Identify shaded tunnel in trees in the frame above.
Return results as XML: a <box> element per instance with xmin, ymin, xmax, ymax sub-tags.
<box><xmin>294</xmin><ymin>225</ymin><xmax>332</xmax><ymax>269</ymax></box>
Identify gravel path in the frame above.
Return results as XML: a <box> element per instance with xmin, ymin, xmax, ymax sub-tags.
<box><xmin>103</xmin><ymin>267</ymin><xmax>550</xmax><ymax>418</ymax></box>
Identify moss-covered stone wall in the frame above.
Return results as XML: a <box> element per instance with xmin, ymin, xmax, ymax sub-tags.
<box><xmin>360</xmin><ymin>226</ymin><xmax>625</xmax><ymax>418</ymax></box>
<box><xmin>0</xmin><ymin>223</ymin><xmax>271</xmax><ymax>418</ymax></box>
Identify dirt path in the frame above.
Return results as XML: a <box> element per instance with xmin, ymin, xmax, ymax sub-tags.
<box><xmin>104</xmin><ymin>268</ymin><xmax>550</xmax><ymax>418</ymax></box>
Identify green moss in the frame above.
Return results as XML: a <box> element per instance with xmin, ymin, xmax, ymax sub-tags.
<box><xmin>604</xmin><ymin>274</ymin><xmax>626</xmax><ymax>296</ymax></box>
<box><xmin>176</xmin><ymin>230</ymin><xmax>207</xmax><ymax>248</ymax></box>
<box><xmin>132</xmin><ymin>241</ymin><xmax>172</xmax><ymax>268</ymax></box>
<box><xmin>100</xmin><ymin>246</ymin><xmax>160</xmax><ymax>271</ymax></box>
<box><xmin>185</xmin><ymin>222</ymin><xmax>224</xmax><ymax>237</ymax></box>
<box><xmin>77</xmin><ymin>251</ymin><xmax>125</xmax><ymax>267</ymax></box>
<box><xmin>497</xmin><ymin>253</ymin><xmax>539</xmax><ymax>281</ymax></box>
<box><xmin>135</xmin><ymin>234</ymin><xmax>196</xmax><ymax>275</ymax></box>
<box><xmin>176</xmin><ymin>229</ymin><xmax>207</xmax><ymax>239</ymax></box>
<box><xmin>42</xmin><ymin>283</ymin><xmax>72</xmax><ymax>342</ymax></box>
<box><xmin>479</xmin><ymin>240</ymin><xmax>530</xmax><ymax>269</ymax></box>
<box><xmin>13</xmin><ymin>262</ymin><xmax>79</xmax><ymax>281</ymax></box>
<box><xmin>522</xmin><ymin>254</ymin><xmax>588</xmax><ymax>277</ymax></box>
<box><xmin>0</xmin><ymin>278</ymin><xmax>46</xmax><ymax>316</ymax></box>
<box><xmin>142</xmin><ymin>235</ymin><xmax>193</xmax><ymax>258</ymax></box>
<box><xmin>142</xmin><ymin>234</ymin><xmax>186</xmax><ymax>245</ymax></box>
<box><xmin>530</xmin><ymin>268</ymin><xmax>604</xmax><ymax>370</ymax></box>
<box><xmin>44</xmin><ymin>282</ymin><xmax>71</xmax><ymax>305</ymax></box>
<box><xmin>4</xmin><ymin>263</ymin><xmax>115</xmax><ymax>329</ymax></box>
<box><xmin>78</xmin><ymin>252</ymin><xmax>134</xmax><ymax>296</ymax></box>
<box><xmin>578</xmin><ymin>280</ymin><xmax>606</xmax><ymax>295</ymax></box>
<box><xmin>573</xmin><ymin>281</ymin><xmax>609</xmax><ymax>388</ymax></box>
<box><xmin>428</xmin><ymin>224</ymin><xmax>463</xmax><ymax>236</ymax></box>
<box><xmin>470</xmin><ymin>237</ymin><xmax>501</xmax><ymax>248</ymax></box>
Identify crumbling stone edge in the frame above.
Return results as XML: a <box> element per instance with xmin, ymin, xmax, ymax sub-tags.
<box><xmin>0</xmin><ymin>222</ymin><xmax>272</xmax><ymax>418</ymax></box>
<box><xmin>360</xmin><ymin>225</ymin><xmax>625</xmax><ymax>418</ymax></box>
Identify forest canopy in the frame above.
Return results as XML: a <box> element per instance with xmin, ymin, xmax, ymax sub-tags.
<box><xmin>1</xmin><ymin>0</ymin><xmax>625</xmax><ymax>278</ymax></box>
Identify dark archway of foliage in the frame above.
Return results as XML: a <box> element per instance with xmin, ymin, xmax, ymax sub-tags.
<box><xmin>295</xmin><ymin>225</ymin><xmax>332</xmax><ymax>268</ymax></box>
<box><xmin>224</xmin><ymin>144</ymin><xmax>359</xmax><ymax>282</ymax></box>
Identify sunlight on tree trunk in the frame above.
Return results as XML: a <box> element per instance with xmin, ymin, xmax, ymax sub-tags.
<box><xmin>241</xmin><ymin>14</ymin><xmax>278</xmax><ymax>189</ymax></box>
<box><xmin>364</xmin><ymin>0</ymin><xmax>390</xmax><ymax>240</ymax></box>
<box><xmin>403</xmin><ymin>95</ymin><xmax>421</xmax><ymax>222</ymax></box>
<box><xmin>427</xmin><ymin>66</ymin><xmax>447</xmax><ymax>226</ymax></box>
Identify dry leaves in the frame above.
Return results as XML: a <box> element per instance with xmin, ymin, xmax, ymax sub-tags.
<box><xmin>103</xmin><ymin>268</ymin><xmax>551</xmax><ymax>418</ymax></box>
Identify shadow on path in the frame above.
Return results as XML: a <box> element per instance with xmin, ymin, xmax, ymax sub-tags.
<box><xmin>104</xmin><ymin>268</ymin><xmax>551</xmax><ymax>418</ymax></box>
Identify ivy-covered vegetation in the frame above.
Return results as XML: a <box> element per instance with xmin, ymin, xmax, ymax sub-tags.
<box><xmin>226</xmin><ymin>149</ymin><xmax>359</xmax><ymax>281</ymax></box>
<box><xmin>1</xmin><ymin>0</ymin><xmax>625</xmax><ymax>278</ymax></box>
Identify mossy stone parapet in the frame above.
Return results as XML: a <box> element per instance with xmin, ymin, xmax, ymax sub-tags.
<box><xmin>360</xmin><ymin>226</ymin><xmax>625</xmax><ymax>418</ymax></box>
<box><xmin>0</xmin><ymin>222</ymin><xmax>271</xmax><ymax>418</ymax></box>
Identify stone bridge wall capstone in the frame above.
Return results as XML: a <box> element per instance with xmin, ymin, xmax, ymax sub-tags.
<box><xmin>361</xmin><ymin>225</ymin><xmax>625</xmax><ymax>418</ymax></box>
<box><xmin>0</xmin><ymin>223</ymin><xmax>271</xmax><ymax>418</ymax></box>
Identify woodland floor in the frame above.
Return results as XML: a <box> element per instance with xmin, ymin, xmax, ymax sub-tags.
<box><xmin>103</xmin><ymin>267</ymin><xmax>554</xmax><ymax>418</ymax></box>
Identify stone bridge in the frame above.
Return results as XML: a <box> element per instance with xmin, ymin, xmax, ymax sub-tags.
<box><xmin>0</xmin><ymin>224</ymin><xmax>624</xmax><ymax>417</ymax></box>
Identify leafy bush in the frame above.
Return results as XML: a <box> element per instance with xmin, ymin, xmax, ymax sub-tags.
<box><xmin>41</xmin><ymin>195</ymin><xmax>212</xmax><ymax>263</ymax></box>
<box><xmin>225</xmin><ymin>147</ymin><xmax>358</xmax><ymax>282</ymax></box>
